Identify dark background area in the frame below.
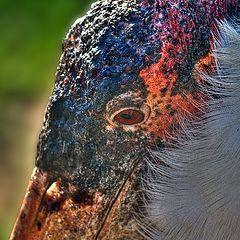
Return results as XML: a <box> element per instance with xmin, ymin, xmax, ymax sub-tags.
<box><xmin>0</xmin><ymin>1</ymin><xmax>93</xmax><ymax>238</ymax></box>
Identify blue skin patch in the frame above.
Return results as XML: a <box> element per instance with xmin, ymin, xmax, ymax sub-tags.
<box><xmin>53</xmin><ymin>1</ymin><xmax>162</xmax><ymax>101</ymax></box>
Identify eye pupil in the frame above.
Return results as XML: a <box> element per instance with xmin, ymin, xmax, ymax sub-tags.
<box><xmin>113</xmin><ymin>109</ymin><xmax>145</xmax><ymax>125</ymax></box>
<box><xmin>120</xmin><ymin>113</ymin><xmax>132</xmax><ymax>120</ymax></box>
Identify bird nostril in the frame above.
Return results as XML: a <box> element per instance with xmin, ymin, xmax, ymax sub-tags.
<box><xmin>45</xmin><ymin>196</ymin><xmax>65</xmax><ymax>213</ymax></box>
<box><xmin>44</xmin><ymin>181</ymin><xmax>66</xmax><ymax>213</ymax></box>
<box><xmin>68</xmin><ymin>184</ymin><xmax>100</xmax><ymax>206</ymax></box>
<box><xmin>71</xmin><ymin>190</ymin><xmax>94</xmax><ymax>206</ymax></box>
<box><xmin>36</xmin><ymin>221</ymin><xmax>42</xmax><ymax>231</ymax></box>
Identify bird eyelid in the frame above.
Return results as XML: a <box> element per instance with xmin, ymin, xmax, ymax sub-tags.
<box><xmin>105</xmin><ymin>90</ymin><xmax>151</xmax><ymax>128</ymax></box>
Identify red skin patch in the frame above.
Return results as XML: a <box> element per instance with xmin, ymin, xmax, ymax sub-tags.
<box><xmin>137</xmin><ymin>2</ymin><xmax>200</xmax><ymax>141</ymax></box>
<box><xmin>136</xmin><ymin>0</ymin><xmax>238</xmax><ymax>142</ymax></box>
<box><xmin>139</xmin><ymin>50</ymin><xmax>215</xmax><ymax>141</ymax></box>
<box><xmin>140</xmin><ymin>62</ymin><xmax>205</xmax><ymax>142</ymax></box>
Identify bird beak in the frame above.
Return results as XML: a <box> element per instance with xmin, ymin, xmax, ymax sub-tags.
<box><xmin>10</xmin><ymin>163</ymin><xmax>144</xmax><ymax>239</ymax></box>
<box><xmin>10</xmin><ymin>168</ymin><xmax>51</xmax><ymax>240</ymax></box>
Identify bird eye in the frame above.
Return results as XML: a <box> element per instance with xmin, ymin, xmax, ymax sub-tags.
<box><xmin>113</xmin><ymin>108</ymin><xmax>145</xmax><ymax>126</ymax></box>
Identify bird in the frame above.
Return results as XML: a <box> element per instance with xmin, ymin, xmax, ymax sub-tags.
<box><xmin>10</xmin><ymin>0</ymin><xmax>239</xmax><ymax>239</ymax></box>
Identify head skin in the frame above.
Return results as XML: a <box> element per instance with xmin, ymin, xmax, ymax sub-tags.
<box><xmin>37</xmin><ymin>0</ymin><xmax>238</xmax><ymax>197</ymax></box>
<box><xmin>10</xmin><ymin>0</ymin><xmax>239</xmax><ymax>239</ymax></box>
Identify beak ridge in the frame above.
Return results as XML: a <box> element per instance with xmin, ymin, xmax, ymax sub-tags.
<box><xmin>10</xmin><ymin>168</ymin><xmax>52</xmax><ymax>240</ymax></box>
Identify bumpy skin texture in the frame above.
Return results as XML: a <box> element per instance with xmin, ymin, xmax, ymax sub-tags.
<box><xmin>37</xmin><ymin>0</ymin><xmax>234</xmax><ymax>187</ymax></box>
<box><xmin>11</xmin><ymin>0</ymin><xmax>239</xmax><ymax>239</ymax></box>
<box><xmin>37</xmin><ymin>0</ymin><xmax>238</xmax><ymax>196</ymax></box>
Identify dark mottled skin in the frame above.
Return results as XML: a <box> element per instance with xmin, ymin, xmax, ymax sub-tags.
<box><xmin>37</xmin><ymin>0</ymin><xmax>160</xmax><ymax>195</ymax></box>
<box><xmin>31</xmin><ymin>0</ymin><xmax>239</xmax><ymax>238</ymax></box>
<box><xmin>37</xmin><ymin>0</ymin><xmax>238</xmax><ymax>189</ymax></box>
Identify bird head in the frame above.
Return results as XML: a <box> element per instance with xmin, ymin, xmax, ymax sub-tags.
<box><xmin>10</xmin><ymin>0</ymin><xmax>239</xmax><ymax>239</ymax></box>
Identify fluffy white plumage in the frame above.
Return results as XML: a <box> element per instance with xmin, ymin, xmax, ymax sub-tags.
<box><xmin>141</xmin><ymin>19</ymin><xmax>240</xmax><ymax>240</ymax></box>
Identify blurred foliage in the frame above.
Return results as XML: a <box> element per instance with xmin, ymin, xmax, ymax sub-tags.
<box><xmin>0</xmin><ymin>0</ymin><xmax>93</xmax><ymax>102</ymax></box>
<box><xmin>0</xmin><ymin>1</ymin><xmax>93</xmax><ymax>239</ymax></box>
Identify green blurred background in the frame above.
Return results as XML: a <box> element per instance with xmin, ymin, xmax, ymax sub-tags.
<box><xmin>0</xmin><ymin>1</ymin><xmax>93</xmax><ymax>239</ymax></box>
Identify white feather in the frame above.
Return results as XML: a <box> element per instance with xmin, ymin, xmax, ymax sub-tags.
<box><xmin>141</xmin><ymin>19</ymin><xmax>240</xmax><ymax>240</ymax></box>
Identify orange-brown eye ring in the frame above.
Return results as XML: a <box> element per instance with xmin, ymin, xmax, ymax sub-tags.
<box><xmin>113</xmin><ymin>109</ymin><xmax>145</xmax><ymax>125</ymax></box>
